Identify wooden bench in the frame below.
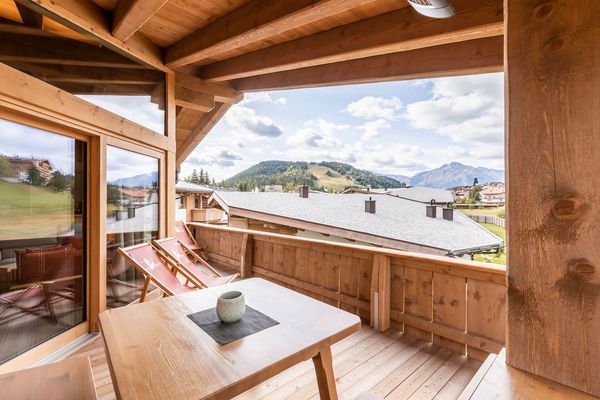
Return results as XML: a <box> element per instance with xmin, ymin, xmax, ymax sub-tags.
<box><xmin>0</xmin><ymin>357</ymin><xmax>97</xmax><ymax>400</ymax></box>
<box><xmin>459</xmin><ymin>349</ymin><xmax>597</xmax><ymax>399</ymax></box>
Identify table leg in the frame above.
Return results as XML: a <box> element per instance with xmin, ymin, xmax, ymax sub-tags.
<box><xmin>312</xmin><ymin>346</ymin><xmax>338</xmax><ymax>400</ymax></box>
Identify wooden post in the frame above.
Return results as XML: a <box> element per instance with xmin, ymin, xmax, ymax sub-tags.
<box><xmin>377</xmin><ymin>255</ymin><xmax>391</xmax><ymax>332</ymax></box>
<box><xmin>506</xmin><ymin>0</ymin><xmax>600</xmax><ymax>396</ymax></box>
<box><xmin>369</xmin><ymin>257</ymin><xmax>379</xmax><ymax>329</ymax></box>
<box><xmin>240</xmin><ymin>233</ymin><xmax>254</xmax><ymax>278</ymax></box>
<box><xmin>88</xmin><ymin>135</ymin><xmax>107</xmax><ymax>332</ymax></box>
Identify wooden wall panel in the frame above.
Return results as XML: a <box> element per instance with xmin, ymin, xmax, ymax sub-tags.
<box><xmin>506</xmin><ymin>0</ymin><xmax>600</xmax><ymax>395</ymax></box>
<box><xmin>403</xmin><ymin>268</ymin><xmax>433</xmax><ymax>342</ymax></box>
<box><xmin>433</xmin><ymin>274</ymin><xmax>466</xmax><ymax>354</ymax></box>
<box><xmin>467</xmin><ymin>280</ymin><xmax>505</xmax><ymax>360</ymax></box>
<box><xmin>339</xmin><ymin>255</ymin><xmax>359</xmax><ymax>314</ymax></box>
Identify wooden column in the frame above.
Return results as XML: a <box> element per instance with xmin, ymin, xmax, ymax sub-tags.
<box><xmin>88</xmin><ymin>135</ymin><xmax>107</xmax><ymax>332</ymax></box>
<box><xmin>164</xmin><ymin>72</ymin><xmax>177</xmax><ymax>236</ymax></box>
<box><xmin>240</xmin><ymin>233</ymin><xmax>254</xmax><ymax>278</ymax></box>
<box><xmin>370</xmin><ymin>254</ymin><xmax>390</xmax><ymax>331</ymax></box>
<box><xmin>506</xmin><ymin>0</ymin><xmax>600</xmax><ymax>396</ymax></box>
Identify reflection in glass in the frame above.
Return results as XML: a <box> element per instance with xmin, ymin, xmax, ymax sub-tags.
<box><xmin>0</xmin><ymin>118</ymin><xmax>86</xmax><ymax>364</ymax></box>
<box><xmin>106</xmin><ymin>146</ymin><xmax>159</xmax><ymax>308</ymax></box>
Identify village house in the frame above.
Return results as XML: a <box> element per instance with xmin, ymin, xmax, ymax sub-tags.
<box><xmin>480</xmin><ymin>183</ymin><xmax>506</xmax><ymax>204</ymax></box>
<box><xmin>208</xmin><ymin>188</ymin><xmax>503</xmax><ymax>257</ymax></box>
<box><xmin>6</xmin><ymin>156</ymin><xmax>53</xmax><ymax>182</ymax></box>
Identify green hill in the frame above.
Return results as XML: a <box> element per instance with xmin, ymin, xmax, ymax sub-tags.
<box><xmin>222</xmin><ymin>160</ymin><xmax>402</xmax><ymax>192</ymax></box>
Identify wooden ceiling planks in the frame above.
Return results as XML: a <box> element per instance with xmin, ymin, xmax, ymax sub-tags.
<box><xmin>232</xmin><ymin>36</ymin><xmax>504</xmax><ymax>91</ymax></box>
<box><xmin>164</xmin><ymin>0</ymin><xmax>392</xmax><ymax>68</ymax></box>
<box><xmin>197</xmin><ymin>0</ymin><xmax>503</xmax><ymax>81</ymax></box>
<box><xmin>139</xmin><ymin>0</ymin><xmax>251</xmax><ymax>47</ymax></box>
<box><xmin>112</xmin><ymin>0</ymin><xmax>170</xmax><ymax>42</ymax></box>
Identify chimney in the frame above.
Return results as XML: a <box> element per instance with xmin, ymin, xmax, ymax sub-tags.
<box><xmin>442</xmin><ymin>204</ymin><xmax>454</xmax><ymax>221</ymax></box>
<box><xmin>365</xmin><ymin>197</ymin><xmax>376</xmax><ymax>214</ymax></box>
<box><xmin>299</xmin><ymin>185</ymin><xmax>309</xmax><ymax>198</ymax></box>
<box><xmin>426</xmin><ymin>200</ymin><xmax>437</xmax><ymax>218</ymax></box>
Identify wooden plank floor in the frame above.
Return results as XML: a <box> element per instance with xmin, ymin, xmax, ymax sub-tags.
<box><xmin>67</xmin><ymin>326</ymin><xmax>481</xmax><ymax>400</ymax></box>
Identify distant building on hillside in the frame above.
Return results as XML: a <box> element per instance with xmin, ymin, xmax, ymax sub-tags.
<box><xmin>264</xmin><ymin>184</ymin><xmax>283</xmax><ymax>192</ymax></box>
<box><xmin>208</xmin><ymin>190</ymin><xmax>503</xmax><ymax>257</ymax></box>
<box><xmin>480</xmin><ymin>183</ymin><xmax>506</xmax><ymax>205</ymax></box>
<box><xmin>175</xmin><ymin>181</ymin><xmax>223</xmax><ymax>223</ymax></box>
<box><xmin>7</xmin><ymin>156</ymin><xmax>54</xmax><ymax>182</ymax></box>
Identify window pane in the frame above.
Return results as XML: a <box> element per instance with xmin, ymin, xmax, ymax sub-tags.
<box><xmin>106</xmin><ymin>146</ymin><xmax>159</xmax><ymax>308</ymax></box>
<box><xmin>0</xmin><ymin>118</ymin><xmax>86</xmax><ymax>364</ymax></box>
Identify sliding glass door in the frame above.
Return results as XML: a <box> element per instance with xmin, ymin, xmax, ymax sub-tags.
<box><xmin>106</xmin><ymin>146</ymin><xmax>159</xmax><ymax>308</ymax></box>
<box><xmin>0</xmin><ymin>118</ymin><xmax>86</xmax><ymax>364</ymax></box>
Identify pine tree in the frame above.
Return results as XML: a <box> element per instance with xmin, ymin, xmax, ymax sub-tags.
<box><xmin>27</xmin><ymin>166</ymin><xmax>44</xmax><ymax>186</ymax></box>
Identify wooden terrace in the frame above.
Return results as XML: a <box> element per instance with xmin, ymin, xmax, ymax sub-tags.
<box><xmin>0</xmin><ymin>0</ymin><xmax>598</xmax><ymax>399</ymax></box>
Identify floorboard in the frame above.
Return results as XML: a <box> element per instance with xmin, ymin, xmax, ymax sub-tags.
<box><xmin>65</xmin><ymin>325</ymin><xmax>480</xmax><ymax>400</ymax></box>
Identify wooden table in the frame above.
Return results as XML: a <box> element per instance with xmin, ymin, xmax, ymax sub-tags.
<box><xmin>99</xmin><ymin>278</ymin><xmax>361</xmax><ymax>400</ymax></box>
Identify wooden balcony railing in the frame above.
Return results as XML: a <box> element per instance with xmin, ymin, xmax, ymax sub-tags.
<box><xmin>190</xmin><ymin>208</ymin><xmax>224</xmax><ymax>223</ymax></box>
<box><xmin>189</xmin><ymin>222</ymin><xmax>506</xmax><ymax>360</ymax></box>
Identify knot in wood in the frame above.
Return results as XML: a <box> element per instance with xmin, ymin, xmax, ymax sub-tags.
<box><xmin>551</xmin><ymin>195</ymin><xmax>586</xmax><ymax>221</ymax></box>
<box><xmin>568</xmin><ymin>258</ymin><xmax>596</xmax><ymax>279</ymax></box>
<box><xmin>534</xmin><ymin>3</ymin><xmax>553</xmax><ymax>19</ymax></box>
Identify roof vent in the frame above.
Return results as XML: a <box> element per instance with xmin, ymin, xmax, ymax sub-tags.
<box><xmin>365</xmin><ymin>197</ymin><xmax>376</xmax><ymax>214</ymax></box>
<box><xmin>299</xmin><ymin>185</ymin><xmax>309</xmax><ymax>198</ymax></box>
<box><xmin>407</xmin><ymin>0</ymin><xmax>455</xmax><ymax>18</ymax></box>
<box><xmin>426</xmin><ymin>200</ymin><xmax>437</xmax><ymax>218</ymax></box>
<box><xmin>442</xmin><ymin>204</ymin><xmax>454</xmax><ymax>221</ymax></box>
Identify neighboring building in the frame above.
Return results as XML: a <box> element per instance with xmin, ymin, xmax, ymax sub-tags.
<box><xmin>480</xmin><ymin>184</ymin><xmax>506</xmax><ymax>204</ymax></box>
<box><xmin>450</xmin><ymin>185</ymin><xmax>471</xmax><ymax>201</ymax></box>
<box><xmin>342</xmin><ymin>186</ymin><xmax>454</xmax><ymax>205</ymax></box>
<box><xmin>209</xmin><ymin>190</ymin><xmax>503</xmax><ymax>257</ymax></box>
<box><xmin>175</xmin><ymin>181</ymin><xmax>223</xmax><ymax>223</ymax></box>
<box><xmin>118</xmin><ymin>188</ymin><xmax>150</xmax><ymax>205</ymax></box>
<box><xmin>264</xmin><ymin>184</ymin><xmax>283</xmax><ymax>192</ymax></box>
<box><xmin>8</xmin><ymin>156</ymin><xmax>53</xmax><ymax>182</ymax></box>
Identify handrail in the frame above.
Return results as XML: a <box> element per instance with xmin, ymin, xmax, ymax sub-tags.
<box><xmin>189</xmin><ymin>222</ymin><xmax>507</xmax><ymax>360</ymax></box>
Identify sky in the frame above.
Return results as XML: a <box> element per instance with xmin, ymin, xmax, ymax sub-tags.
<box><xmin>180</xmin><ymin>72</ymin><xmax>505</xmax><ymax>181</ymax></box>
<box><xmin>0</xmin><ymin>72</ymin><xmax>504</xmax><ymax>182</ymax></box>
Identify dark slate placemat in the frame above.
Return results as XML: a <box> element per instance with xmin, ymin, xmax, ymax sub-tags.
<box><xmin>187</xmin><ymin>306</ymin><xmax>279</xmax><ymax>345</ymax></box>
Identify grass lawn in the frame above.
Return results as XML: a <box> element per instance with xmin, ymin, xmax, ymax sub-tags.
<box><xmin>0</xmin><ymin>180</ymin><xmax>74</xmax><ymax>240</ymax></box>
<box><xmin>308</xmin><ymin>165</ymin><xmax>361</xmax><ymax>193</ymax></box>
<box><xmin>458</xmin><ymin>206</ymin><xmax>505</xmax><ymax>217</ymax></box>
<box><xmin>473</xmin><ymin>222</ymin><xmax>506</xmax><ymax>265</ymax></box>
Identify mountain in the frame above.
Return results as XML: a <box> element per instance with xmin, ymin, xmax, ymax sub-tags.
<box><xmin>110</xmin><ymin>171</ymin><xmax>158</xmax><ymax>188</ymax></box>
<box><xmin>223</xmin><ymin>161</ymin><xmax>402</xmax><ymax>192</ymax></box>
<box><xmin>382</xmin><ymin>173</ymin><xmax>411</xmax><ymax>184</ymax></box>
<box><xmin>409</xmin><ymin>162</ymin><xmax>504</xmax><ymax>189</ymax></box>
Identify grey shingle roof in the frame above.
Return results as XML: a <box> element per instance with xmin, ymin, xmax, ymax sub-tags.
<box><xmin>213</xmin><ymin>191</ymin><xmax>503</xmax><ymax>254</ymax></box>
<box><xmin>386</xmin><ymin>187</ymin><xmax>454</xmax><ymax>203</ymax></box>
<box><xmin>175</xmin><ymin>181</ymin><xmax>214</xmax><ymax>193</ymax></box>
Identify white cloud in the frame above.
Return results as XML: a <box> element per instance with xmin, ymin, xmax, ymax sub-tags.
<box><xmin>225</xmin><ymin>105</ymin><xmax>284</xmax><ymax>138</ymax></box>
<box><xmin>187</xmin><ymin>148</ymin><xmax>243</xmax><ymax>168</ymax></box>
<box><xmin>345</xmin><ymin>96</ymin><xmax>402</xmax><ymax>120</ymax></box>
<box><xmin>358</xmin><ymin>119</ymin><xmax>390</xmax><ymax>140</ymax></box>
<box><xmin>404</xmin><ymin>73</ymin><xmax>503</xmax><ymax>145</ymax></box>
<box><xmin>240</xmin><ymin>92</ymin><xmax>287</xmax><ymax>106</ymax></box>
<box><xmin>286</xmin><ymin>119</ymin><xmax>348</xmax><ymax>149</ymax></box>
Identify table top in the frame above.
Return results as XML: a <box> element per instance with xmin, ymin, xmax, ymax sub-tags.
<box><xmin>99</xmin><ymin>278</ymin><xmax>361</xmax><ymax>400</ymax></box>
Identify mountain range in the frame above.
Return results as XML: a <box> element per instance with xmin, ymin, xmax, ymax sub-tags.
<box><xmin>110</xmin><ymin>171</ymin><xmax>158</xmax><ymax>188</ymax></box>
<box><xmin>396</xmin><ymin>162</ymin><xmax>504</xmax><ymax>188</ymax></box>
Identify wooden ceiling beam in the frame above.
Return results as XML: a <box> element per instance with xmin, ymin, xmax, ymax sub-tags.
<box><xmin>15</xmin><ymin>0</ymin><xmax>168</xmax><ymax>71</ymax></box>
<box><xmin>15</xmin><ymin>3</ymin><xmax>42</xmax><ymax>28</ymax></box>
<box><xmin>0</xmin><ymin>32</ymin><xmax>142</xmax><ymax>68</ymax></box>
<box><xmin>8</xmin><ymin>62</ymin><xmax>164</xmax><ymax>84</ymax></box>
<box><xmin>199</xmin><ymin>0</ymin><xmax>503</xmax><ymax>81</ymax></box>
<box><xmin>176</xmin><ymin>102</ymin><xmax>232</xmax><ymax>166</ymax></box>
<box><xmin>232</xmin><ymin>36</ymin><xmax>503</xmax><ymax>91</ymax></box>
<box><xmin>175</xmin><ymin>85</ymin><xmax>215</xmax><ymax>113</ymax></box>
<box><xmin>165</xmin><ymin>0</ymin><xmax>375</xmax><ymax>68</ymax></box>
<box><xmin>175</xmin><ymin>74</ymin><xmax>241</xmax><ymax>104</ymax></box>
<box><xmin>112</xmin><ymin>0</ymin><xmax>169</xmax><ymax>42</ymax></box>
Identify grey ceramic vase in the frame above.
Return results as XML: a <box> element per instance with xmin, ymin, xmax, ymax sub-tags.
<box><xmin>216</xmin><ymin>291</ymin><xmax>246</xmax><ymax>323</ymax></box>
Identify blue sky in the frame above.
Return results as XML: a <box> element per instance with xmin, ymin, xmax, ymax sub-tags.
<box><xmin>180</xmin><ymin>72</ymin><xmax>504</xmax><ymax>181</ymax></box>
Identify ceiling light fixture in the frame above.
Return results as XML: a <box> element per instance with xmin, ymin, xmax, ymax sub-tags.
<box><xmin>406</xmin><ymin>0</ymin><xmax>456</xmax><ymax>18</ymax></box>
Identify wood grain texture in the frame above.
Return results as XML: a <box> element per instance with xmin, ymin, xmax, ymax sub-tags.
<box><xmin>112</xmin><ymin>0</ymin><xmax>169</xmax><ymax>41</ymax></box>
<box><xmin>99</xmin><ymin>278</ymin><xmax>361</xmax><ymax>400</ymax></box>
<box><xmin>199</xmin><ymin>0</ymin><xmax>503</xmax><ymax>81</ymax></box>
<box><xmin>233</xmin><ymin>36</ymin><xmax>503</xmax><ymax>92</ymax></box>
<box><xmin>506</xmin><ymin>0</ymin><xmax>600</xmax><ymax>395</ymax></box>
<box><xmin>165</xmin><ymin>0</ymin><xmax>375</xmax><ymax>68</ymax></box>
<box><xmin>0</xmin><ymin>357</ymin><xmax>97</xmax><ymax>399</ymax></box>
<box><xmin>464</xmin><ymin>349</ymin><xmax>597</xmax><ymax>400</ymax></box>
